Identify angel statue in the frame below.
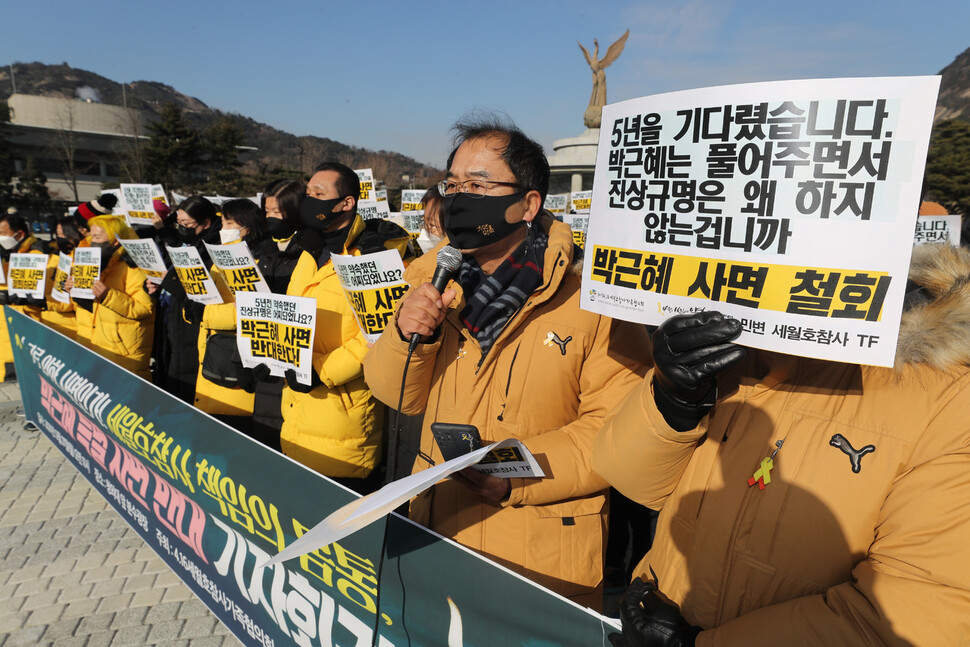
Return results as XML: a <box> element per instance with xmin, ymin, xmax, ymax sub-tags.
<box><xmin>578</xmin><ymin>29</ymin><xmax>630</xmax><ymax>128</ymax></box>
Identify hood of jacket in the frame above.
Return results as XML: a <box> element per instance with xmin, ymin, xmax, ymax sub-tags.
<box><xmin>896</xmin><ymin>243</ymin><xmax>970</xmax><ymax>370</ymax></box>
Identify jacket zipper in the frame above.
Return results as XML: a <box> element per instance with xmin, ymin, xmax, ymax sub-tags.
<box><xmin>496</xmin><ymin>343</ymin><xmax>520</xmax><ymax>421</ymax></box>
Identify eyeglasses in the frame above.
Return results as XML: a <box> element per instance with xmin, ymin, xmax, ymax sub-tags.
<box><xmin>437</xmin><ymin>179</ymin><xmax>522</xmax><ymax>199</ymax></box>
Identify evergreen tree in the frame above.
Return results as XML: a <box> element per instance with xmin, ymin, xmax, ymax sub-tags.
<box><xmin>144</xmin><ymin>103</ymin><xmax>204</xmax><ymax>193</ymax></box>
<box><xmin>13</xmin><ymin>159</ymin><xmax>52</xmax><ymax>213</ymax></box>
<box><xmin>203</xmin><ymin>116</ymin><xmax>245</xmax><ymax>195</ymax></box>
<box><xmin>925</xmin><ymin>119</ymin><xmax>970</xmax><ymax>216</ymax></box>
<box><xmin>0</xmin><ymin>102</ymin><xmax>15</xmax><ymax>208</ymax></box>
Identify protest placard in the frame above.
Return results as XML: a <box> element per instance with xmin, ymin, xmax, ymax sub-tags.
<box><xmin>235</xmin><ymin>292</ymin><xmax>317</xmax><ymax>385</ymax></box>
<box><xmin>401</xmin><ymin>189</ymin><xmax>425</xmax><ymax>213</ymax></box>
<box><xmin>7</xmin><ymin>253</ymin><xmax>49</xmax><ymax>300</ymax></box>
<box><xmin>0</xmin><ymin>256</ymin><xmax>6</xmax><ymax>285</ymax></box>
<box><xmin>165</xmin><ymin>245</ymin><xmax>223</xmax><ymax>305</ymax></box>
<box><xmin>150</xmin><ymin>184</ymin><xmax>168</xmax><ymax>212</ymax></box>
<box><xmin>50</xmin><ymin>253</ymin><xmax>72</xmax><ymax>304</ymax></box>
<box><xmin>354</xmin><ymin>168</ymin><xmax>374</xmax><ymax>200</ymax></box>
<box><xmin>582</xmin><ymin>76</ymin><xmax>941</xmax><ymax>367</ymax></box>
<box><xmin>570</xmin><ymin>190</ymin><xmax>592</xmax><ymax>214</ymax></box>
<box><xmin>914</xmin><ymin>215</ymin><xmax>961</xmax><ymax>247</ymax></box>
<box><xmin>331</xmin><ymin>250</ymin><xmax>409</xmax><ymax>343</ymax></box>
<box><xmin>544</xmin><ymin>192</ymin><xmax>569</xmax><ymax>216</ymax></box>
<box><xmin>566</xmin><ymin>214</ymin><xmax>589</xmax><ymax>248</ymax></box>
<box><xmin>203</xmin><ymin>241</ymin><xmax>270</xmax><ymax>294</ymax></box>
<box><xmin>117</xmin><ymin>238</ymin><xmax>167</xmax><ymax>284</ymax></box>
<box><xmin>357</xmin><ymin>199</ymin><xmax>386</xmax><ymax>221</ymax></box>
<box><xmin>120</xmin><ymin>184</ymin><xmax>157</xmax><ymax>227</ymax></box>
<box><xmin>70</xmin><ymin>247</ymin><xmax>100</xmax><ymax>300</ymax></box>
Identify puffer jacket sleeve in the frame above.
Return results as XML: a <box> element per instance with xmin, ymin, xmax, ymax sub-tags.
<box><xmin>200</xmin><ymin>268</ymin><xmax>237</xmax><ymax>332</ymax></box>
<box><xmin>592</xmin><ymin>366</ymin><xmax>707</xmax><ymax>511</ymax></box>
<box><xmin>314</xmin><ymin>326</ymin><xmax>369</xmax><ymax>388</ymax></box>
<box><xmin>98</xmin><ymin>265</ymin><xmax>153</xmax><ymax>321</ymax></box>
<box><xmin>504</xmin><ymin>316</ymin><xmax>651</xmax><ymax>507</ymax></box>
<box><xmin>363</xmin><ymin>316</ymin><xmax>441</xmax><ymax>415</ymax></box>
<box><xmin>696</xmin><ymin>375</ymin><xmax>970</xmax><ymax>647</ymax></box>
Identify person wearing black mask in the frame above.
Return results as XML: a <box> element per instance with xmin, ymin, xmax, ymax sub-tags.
<box><xmin>148</xmin><ymin>196</ymin><xmax>221</xmax><ymax>403</ymax></box>
<box><xmin>268</xmin><ymin>161</ymin><xmax>413</xmax><ymax>494</ymax></box>
<box><xmin>363</xmin><ymin>116</ymin><xmax>650</xmax><ymax>610</ymax></box>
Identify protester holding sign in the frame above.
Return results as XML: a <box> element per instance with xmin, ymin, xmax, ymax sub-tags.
<box><xmin>278</xmin><ymin>162</ymin><xmax>414</xmax><ymax>492</ymax></box>
<box><xmin>0</xmin><ymin>211</ymin><xmax>47</xmax><ymax>381</ymax></box>
<box><xmin>41</xmin><ymin>217</ymin><xmax>88</xmax><ymax>339</ymax></box>
<box><xmin>148</xmin><ymin>196</ymin><xmax>221</xmax><ymax>402</ymax></box>
<box><xmin>595</xmin><ymin>243</ymin><xmax>970</xmax><ymax>646</ymax></box>
<box><xmin>65</xmin><ymin>216</ymin><xmax>154</xmax><ymax>380</ymax></box>
<box><xmin>247</xmin><ymin>178</ymin><xmax>308</xmax><ymax>445</ymax></box>
<box><xmin>363</xmin><ymin>118</ymin><xmax>650</xmax><ymax>608</ymax></box>
<box><xmin>193</xmin><ymin>199</ymin><xmax>266</xmax><ymax>438</ymax></box>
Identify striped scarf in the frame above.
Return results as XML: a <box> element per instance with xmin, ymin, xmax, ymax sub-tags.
<box><xmin>459</xmin><ymin>228</ymin><xmax>548</xmax><ymax>359</ymax></box>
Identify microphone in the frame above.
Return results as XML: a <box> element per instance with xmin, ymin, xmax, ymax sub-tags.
<box><xmin>408</xmin><ymin>245</ymin><xmax>462</xmax><ymax>352</ymax></box>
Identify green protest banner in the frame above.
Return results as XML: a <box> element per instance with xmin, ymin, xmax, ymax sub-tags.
<box><xmin>6</xmin><ymin>307</ymin><xmax>618</xmax><ymax>646</ymax></box>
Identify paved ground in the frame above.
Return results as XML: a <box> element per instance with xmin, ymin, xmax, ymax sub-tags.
<box><xmin>0</xmin><ymin>378</ymin><xmax>242</xmax><ymax>647</ymax></box>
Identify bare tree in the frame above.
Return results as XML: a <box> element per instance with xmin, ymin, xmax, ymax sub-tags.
<box><xmin>49</xmin><ymin>101</ymin><xmax>96</xmax><ymax>202</ymax></box>
<box><xmin>115</xmin><ymin>105</ymin><xmax>146</xmax><ymax>183</ymax></box>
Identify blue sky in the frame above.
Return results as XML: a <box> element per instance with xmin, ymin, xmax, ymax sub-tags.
<box><xmin>4</xmin><ymin>0</ymin><xmax>968</xmax><ymax>170</ymax></box>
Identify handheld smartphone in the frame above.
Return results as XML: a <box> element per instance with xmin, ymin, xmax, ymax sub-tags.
<box><xmin>430</xmin><ymin>422</ymin><xmax>483</xmax><ymax>461</ymax></box>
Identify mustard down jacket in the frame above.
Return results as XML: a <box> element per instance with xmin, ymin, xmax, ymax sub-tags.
<box><xmin>193</xmin><ymin>262</ymin><xmax>255</xmax><ymax>417</ymax></box>
<box><xmin>0</xmin><ymin>235</ymin><xmax>46</xmax><ymax>381</ymax></box>
<box><xmin>281</xmin><ymin>215</ymin><xmax>413</xmax><ymax>479</ymax></box>
<box><xmin>593</xmin><ymin>242</ymin><xmax>970</xmax><ymax>646</ymax></box>
<box><xmin>363</xmin><ymin>218</ymin><xmax>651</xmax><ymax>607</ymax></box>
<box><xmin>75</xmin><ymin>247</ymin><xmax>154</xmax><ymax>381</ymax></box>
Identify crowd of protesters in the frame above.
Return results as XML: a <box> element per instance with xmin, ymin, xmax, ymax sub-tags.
<box><xmin>3</xmin><ymin>112</ymin><xmax>970</xmax><ymax>646</ymax></box>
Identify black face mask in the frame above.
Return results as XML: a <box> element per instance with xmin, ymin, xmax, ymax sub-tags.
<box><xmin>300</xmin><ymin>196</ymin><xmax>345</xmax><ymax>231</ymax></box>
<box><xmin>442</xmin><ymin>190</ymin><xmax>528</xmax><ymax>250</ymax></box>
<box><xmin>56</xmin><ymin>237</ymin><xmax>75</xmax><ymax>252</ymax></box>
<box><xmin>266</xmin><ymin>218</ymin><xmax>295</xmax><ymax>240</ymax></box>
<box><xmin>177</xmin><ymin>224</ymin><xmax>198</xmax><ymax>243</ymax></box>
<box><xmin>94</xmin><ymin>241</ymin><xmax>117</xmax><ymax>270</ymax></box>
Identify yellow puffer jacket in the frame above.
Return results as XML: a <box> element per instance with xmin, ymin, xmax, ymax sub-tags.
<box><xmin>83</xmin><ymin>247</ymin><xmax>154</xmax><ymax>380</ymax></box>
<box><xmin>593</xmin><ymin>243</ymin><xmax>970</xmax><ymax>646</ymax></box>
<box><xmin>363</xmin><ymin>218</ymin><xmax>651</xmax><ymax>607</ymax></box>
<box><xmin>0</xmin><ymin>235</ymin><xmax>46</xmax><ymax>381</ymax></box>
<box><xmin>193</xmin><ymin>263</ymin><xmax>255</xmax><ymax>417</ymax></box>
<box><xmin>281</xmin><ymin>215</ymin><xmax>413</xmax><ymax>478</ymax></box>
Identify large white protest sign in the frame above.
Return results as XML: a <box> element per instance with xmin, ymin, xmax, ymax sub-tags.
<box><xmin>50</xmin><ymin>254</ymin><xmax>72</xmax><ymax>304</ymax></box>
<box><xmin>235</xmin><ymin>292</ymin><xmax>317</xmax><ymax>385</ymax></box>
<box><xmin>570</xmin><ymin>190</ymin><xmax>592</xmax><ymax>214</ymax></box>
<box><xmin>914</xmin><ymin>215</ymin><xmax>961</xmax><ymax>247</ymax></box>
<box><xmin>8</xmin><ymin>253</ymin><xmax>49</xmax><ymax>300</ymax></box>
<box><xmin>117</xmin><ymin>238</ymin><xmax>167</xmax><ymax>284</ymax></box>
<box><xmin>545</xmin><ymin>193</ymin><xmax>569</xmax><ymax>216</ymax></box>
<box><xmin>120</xmin><ymin>184</ymin><xmax>157</xmax><ymax>227</ymax></box>
<box><xmin>70</xmin><ymin>247</ymin><xmax>100</xmax><ymax>300</ymax></box>
<box><xmin>203</xmin><ymin>241</ymin><xmax>270</xmax><ymax>294</ymax></box>
<box><xmin>354</xmin><ymin>168</ymin><xmax>375</xmax><ymax>200</ymax></box>
<box><xmin>582</xmin><ymin>76</ymin><xmax>941</xmax><ymax>367</ymax></box>
<box><xmin>165</xmin><ymin>245</ymin><xmax>223</xmax><ymax>305</ymax></box>
<box><xmin>331</xmin><ymin>250</ymin><xmax>409</xmax><ymax>343</ymax></box>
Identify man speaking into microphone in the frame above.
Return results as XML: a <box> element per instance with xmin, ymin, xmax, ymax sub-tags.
<box><xmin>363</xmin><ymin>116</ymin><xmax>649</xmax><ymax>608</ymax></box>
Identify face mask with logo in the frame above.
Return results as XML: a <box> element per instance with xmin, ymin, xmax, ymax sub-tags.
<box><xmin>220</xmin><ymin>228</ymin><xmax>242</xmax><ymax>245</ymax></box>
<box><xmin>442</xmin><ymin>190</ymin><xmax>528</xmax><ymax>250</ymax></box>
<box><xmin>266</xmin><ymin>218</ymin><xmax>295</xmax><ymax>240</ymax></box>
<box><xmin>0</xmin><ymin>235</ymin><xmax>20</xmax><ymax>251</ymax></box>
<box><xmin>300</xmin><ymin>196</ymin><xmax>345</xmax><ymax>231</ymax></box>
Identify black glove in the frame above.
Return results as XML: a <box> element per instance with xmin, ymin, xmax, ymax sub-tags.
<box><xmin>652</xmin><ymin>312</ymin><xmax>745</xmax><ymax>431</ymax></box>
<box><xmin>25</xmin><ymin>295</ymin><xmax>47</xmax><ymax>310</ymax></box>
<box><xmin>284</xmin><ymin>368</ymin><xmax>321</xmax><ymax>393</ymax></box>
<box><xmin>238</xmin><ymin>363</ymin><xmax>275</xmax><ymax>394</ymax></box>
<box><xmin>0</xmin><ymin>290</ymin><xmax>8</xmax><ymax>306</ymax></box>
<box><xmin>608</xmin><ymin>578</ymin><xmax>701</xmax><ymax>647</ymax></box>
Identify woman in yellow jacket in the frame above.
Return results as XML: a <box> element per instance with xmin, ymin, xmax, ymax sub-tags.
<box><xmin>193</xmin><ymin>199</ymin><xmax>265</xmax><ymax>436</ymax></box>
<box><xmin>42</xmin><ymin>216</ymin><xmax>88</xmax><ymax>339</ymax></box>
<box><xmin>67</xmin><ymin>216</ymin><xmax>154</xmax><ymax>380</ymax></box>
